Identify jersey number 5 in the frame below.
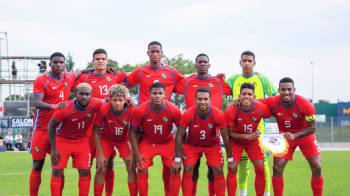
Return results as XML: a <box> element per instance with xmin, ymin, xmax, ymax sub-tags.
<box><xmin>284</xmin><ymin>121</ymin><xmax>291</xmax><ymax>128</ymax></box>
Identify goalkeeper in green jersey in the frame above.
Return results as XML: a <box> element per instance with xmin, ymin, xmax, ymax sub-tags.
<box><xmin>226</xmin><ymin>51</ymin><xmax>277</xmax><ymax>196</ymax></box>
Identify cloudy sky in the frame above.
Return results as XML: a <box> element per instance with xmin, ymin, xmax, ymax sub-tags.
<box><xmin>1</xmin><ymin>0</ymin><xmax>349</xmax><ymax>102</ymax></box>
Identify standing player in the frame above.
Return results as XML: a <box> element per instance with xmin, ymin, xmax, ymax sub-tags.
<box><xmin>261</xmin><ymin>77</ymin><xmax>323</xmax><ymax>196</ymax></box>
<box><xmin>30</xmin><ymin>52</ymin><xmax>76</xmax><ymax>196</ymax></box>
<box><xmin>126</xmin><ymin>41</ymin><xmax>184</xmax><ymax>104</ymax></box>
<box><xmin>48</xmin><ymin>83</ymin><xmax>103</xmax><ymax>196</ymax></box>
<box><xmin>226</xmin><ymin>51</ymin><xmax>276</xmax><ymax>196</ymax></box>
<box><xmin>93</xmin><ymin>84</ymin><xmax>137</xmax><ymax>196</ymax></box>
<box><xmin>172</xmin><ymin>88</ymin><xmax>234</xmax><ymax>196</ymax></box>
<box><xmin>224</xmin><ymin>83</ymin><xmax>271</xmax><ymax>196</ymax></box>
<box><xmin>129</xmin><ymin>82</ymin><xmax>182</xmax><ymax>196</ymax></box>
<box><xmin>174</xmin><ymin>53</ymin><xmax>232</xmax><ymax>195</ymax></box>
<box><xmin>73</xmin><ymin>48</ymin><xmax>127</xmax><ymax>196</ymax></box>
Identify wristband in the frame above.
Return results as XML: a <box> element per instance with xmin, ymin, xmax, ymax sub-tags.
<box><xmin>174</xmin><ymin>157</ymin><xmax>182</xmax><ymax>163</ymax></box>
<box><xmin>227</xmin><ymin>157</ymin><xmax>234</xmax><ymax>162</ymax></box>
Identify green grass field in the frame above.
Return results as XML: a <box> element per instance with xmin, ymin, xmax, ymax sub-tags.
<box><xmin>0</xmin><ymin>151</ymin><xmax>349</xmax><ymax>196</ymax></box>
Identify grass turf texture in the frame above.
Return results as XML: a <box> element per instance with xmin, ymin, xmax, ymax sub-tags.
<box><xmin>0</xmin><ymin>151</ymin><xmax>349</xmax><ymax>196</ymax></box>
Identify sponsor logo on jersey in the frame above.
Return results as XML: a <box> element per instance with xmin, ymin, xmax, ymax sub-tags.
<box><xmin>52</xmin><ymin>86</ymin><xmax>58</xmax><ymax>90</ymax></box>
<box><xmin>192</xmin><ymin>85</ymin><xmax>198</xmax><ymax>88</ymax></box>
<box><xmin>237</xmin><ymin>118</ymin><xmax>243</xmax><ymax>121</ymax></box>
<box><xmin>72</xmin><ymin>118</ymin><xmax>78</xmax><ymax>121</ymax></box>
<box><xmin>162</xmin><ymin>117</ymin><xmax>168</xmax><ymax>122</ymax></box>
<box><xmin>193</xmin><ymin>124</ymin><xmax>199</xmax><ymax>128</ymax></box>
<box><xmin>92</xmin><ymin>81</ymin><xmax>97</xmax><ymax>83</ymax></box>
<box><xmin>277</xmin><ymin>113</ymin><xmax>283</xmax><ymax>116</ymax></box>
<box><xmin>108</xmin><ymin>120</ymin><xmax>114</xmax><ymax>123</ymax></box>
<box><xmin>147</xmin><ymin>118</ymin><xmax>153</xmax><ymax>122</ymax></box>
<box><xmin>208</xmin><ymin>123</ymin><xmax>213</xmax><ymax>129</ymax></box>
<box><xmin>146</xmin><ymin>75</ymin><xmax>151</xmax><ymax>78</ymax></box>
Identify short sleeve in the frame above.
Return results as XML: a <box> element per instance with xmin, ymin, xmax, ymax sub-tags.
<box><xmin>301</xmin><ymin>98</ymin><xmax>316</xmax><ymax>122</ymax></box>
<box><xmin>52</xmin><ymin>107</ymin><xmax>68</xmax><ymax>122</ymax></box>
<box><xmin>179</xmin><ymin>110</ymin><xmax>191</xmax><ymax>129</ymax></box>
<box><xmin>215</xmin><ymin>110</ymin><xmax>227</xmax><ymax>129</ymax></box>
<box><xmin>170</xmin><ymin>105</ymin><xmax>182</xmax><ymax>126</ymax></box>
<box><xmin>219</xmin><ymin>79</ymin><xmax>232</xmax><ymax>95</ymax></box>
<box><xmin>130</xmin><ymin>106</ymin><xmax>144</xmax><ymax>127</ymax></box>
<box><xmin>126</xmin><ymin>67</ymin><xmax>141</xmax><ymax>87</ymax></box>
<box><xmin>94</xmin><ymin>104</ymin><xmax>108</xmax><ymax>127</ymax></box>
<box><xmin>169</xmin><ymin>66</ymin><xmax>184</xmax><ymax>83</ymax></box>
<box><xmin>260</xmin><ymin>102</ymin><xmax>272</xmax><ymax>118</ymax></box>
<box><xmin>116</xmin><ymin>71</ymin><xmax>127</xmax><ymax>83</ymax></box>
<box><xmin>33</xmin><ymin>76</ymin><xmax>45</xmax><ymax>96</ymax></box>
<box><xmin>174</xmin><ymin>77</ymin><xmax>187</xmax><ymax>94</ymax></box>
<box><xmin>224</xmin><ymin>104</ymin><xmax>236</xmax><ymax>127</ymax></box>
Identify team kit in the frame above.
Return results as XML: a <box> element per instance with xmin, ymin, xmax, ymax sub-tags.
<box><xmin>28</xmin><ymin>41</ymin><xmax>323</xmax><ymax>196</ymax></box>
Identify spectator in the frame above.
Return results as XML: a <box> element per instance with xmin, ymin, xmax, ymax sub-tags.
<box><xmin>4</xmin><ymin>132</ymin><xmax>13</xmax><ymax>151</ymax></box>
<box><xmin>15</xmin><ymin>132</ymin><xmax>23</xmax><ymax>150</ymax></box>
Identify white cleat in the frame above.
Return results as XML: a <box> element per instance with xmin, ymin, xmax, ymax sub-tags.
<box><xmin>239</xmin><ymin>191</ymin><xmax>248</xmax><ymax>196</ymax></box>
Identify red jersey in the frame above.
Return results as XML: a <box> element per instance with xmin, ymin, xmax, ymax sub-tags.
<box><xmin>126</xmin><ymin>65</ymin><xmax>184</xmax><ymax>104</ymax></box>
<box><xmin>175</xmin><ymin>75</ymin><xmax>232</xmax><ymax>109</ymax></box>
<box><xmin>53</xmin><ymin>97</ymin><xmax>103</xmax><ymax>139</ymax></box>
<box><xmin>179</xmin><ymin>106</ymin><xmax>226</xmax><ymax>147</ymax></box>
<box><xmin>225</xmin><ymin>101</ymin><xmax>271</xmax><ymax>144</ymax></box>
<box><xmin>94</xmin><ymin>102</ymin><xmax>133</xmax><ymax>142</ymax></box>
<box><xmin>131</xmin><ymin>100</ymin><xmax>182</xmax><ymax>143</ymax></box>
<box><xmin>73</xmin><ymin>70</ymin><xmax>127</xmax><ymax>100</ymax></box>
<box><xmin>33</xmin><ymin>72</ymin><xmax>76</xmax><ymax>130</ymax></box>
<box><xmin>261</xmin><ymin>95</ymin><xmax>316</xmax><ymax>133</ymax></box>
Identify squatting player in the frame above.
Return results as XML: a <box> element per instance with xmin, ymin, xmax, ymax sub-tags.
<box><xmin>93</xmin><ymin>84</ymin><xmax>137</xmax><ymax>196</ymax></box>
<box><xmin>224</xmin><ymin>83</ymin><xmax>271</xmax><ymax>196</ymax></box>
<box><xmin>129</xmin><ymin>82</ymin><xmax>182</xmax><ymax>196</ymax></box>
<box><xmin>48</xmin><ymin>83</ymin><xmax>103</xmax><ymax>196</ymax></box>
<box><xmin>261</xmin><ymin>77</ymin><xmax>323</xmax><ymax>196</ymax></box>
<box><xmin>174</xmin><ymin>53</ymin><xmax>232</xmax><ymax>195</ymax></box>
<box><xmin>226</xmin><ymin>51</ymin><xmax>276</xmax><ymax>196</ymax></box>
<box><xmin>172</xmin><ymin>88</ymin><xmax>234</xmax><ymax>196</ymax></box>
<box><xmin>30</xmin><ymin>52</ymin><xmax>77</xmax><ymax>196</ymax></box>
<box><xmin>73</xmin><ymin>48</ymin><xmax>127</xmax><ymax>196</ymax></box>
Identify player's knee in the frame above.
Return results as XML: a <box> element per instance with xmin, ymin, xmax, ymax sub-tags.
<box><xmin>207</xmin><ymin>166</ymin><xmax>215</xmax><ymax>181</ymax></box>
<box><xmin>33</xmin><ymin>160</ymin><xmax>45</xmax><ymax>171</ymax></box>
<box><xmin>273</xmin><ymin>164</ymin><xmax>284</xmax><ymax>176</ymax></box>
<box><xmin>78</xmin><ymin>169</ymin><xmax>90</xmax><ymax>177</ymax></box>
<box><xmin>138</xmin><ymin>169</ymin><xmax>148</xmax><ymax>174</ymax></box>
<box><xmin>107</xmin><ymin>157</ymin><xmax>114</xmax><ymax>170</ymax></box>
<box><xmin>52</xmin><ymin>169</ymin><xmax>63</xmax><ymax>177</ymax></box>
<box><xmin>311</xmin><ymin>163</ymin><xmax>322</xmax><ymax>177</ymax></box>
<box><xmin>184</xmin><ymin>166</ymin><xmax>194</xmax><ymax>174</ymax></box>
<box><xmin>211</xmin><ymin>166</ymin><xmax>223</xmax><ymax>176</ymax></box>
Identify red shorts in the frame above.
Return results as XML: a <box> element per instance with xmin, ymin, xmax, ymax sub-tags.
<box><xmin>31</xmin><ymin>128</ymin><xmax>50</xmax><ymax>160</ymax></box>
<box><xmin>97</xmin><ymin>139</ymin><xmax>132</xmax><ymax>158</ymax></box>
<box><xmin>52</xmin><ymin>136</ymin><xmax>91</xmax><ymax>169</ymax></box>
<box><xmin>183</xmin><ymin>143</ymin><xmax>224</xmax><ymax>167</ymax></box>
<box><xmin>137</xmin><ymin>138</ymin><xmax>175</xmax><ymax>169</ymax></box>
<box><xmin>231</xmin><ymin>140</ymin><xmax>264</xmax><ymax>162</ymax></box>
<box><xmin>283</xmin><ymin>133</ymin><xmax>321</xmax><ymax>160</ymax></box>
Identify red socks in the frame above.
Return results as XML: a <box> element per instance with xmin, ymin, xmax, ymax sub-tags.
<box><xmin>60</xmin><ymin>174</ymin><xmax>65</xmax><ymax>195</ymax></box>
<box><xmin>311</xmin><ymin>176</ymin><xmax>323</xmax><ymax>196</ymax></box>
<box><xmin>105</xmin><ymin>169</ymin><xmax>114</xmax><ymax>196</ymax></box>
<box><xmin>78</xmin><ymin>176</ymin><xmax>90</xmax><ymax>196</ymax></box>
<box><xmin>254</xmin><ymin>165</ymin><xmax>265</xmax><ymax>196</ymax></box>
<box><xmin>29</xmin><ymin>170</ymin><xmax>41</xmax><ymax>196</ymax></box>
<box><xmin>272</xmin><ymin>176</ymin><xmax>284</xmax><ymax>196</ymax></box>
<box><xmin>182</xmin><ymin>173</ymin><xmax>193</xmax><ymax>196</ymax></box>
<box><xmin>137</xmin><ymin>173</ymin><xmax>148</xmax><ymax>196</ymax></box>
<box><xmin>227</xmin><ymin>171</ymin><xmax>237</xmax><ymax>196</ymax></box>
<box><xmin>94</xmin><ymin>183</ymin><xmax>104</xmax><ymax>196</ymax></box>
<box><xmin>163</xmin><ymin>166</ymin><xmax>171</xmax><ymax>195</ymax></box>
<box><xmin>169</xmin><ymin>174</ymin><xmax>181</xmax><ymax>196</ymax></box>
<box><xmin>50</xmin><ymin>176</ymin><xmax>62</xmax><ymax>196</ymax></box>
<box><xmin>214</xmin><ymin>175</ymin><xmax>226</xmax><ymax>196</ymax></box>
<box><xmin>209</xmin><ymin>181</ymin><xmax>215</xmax><ymax>196</ymax></box>
<box><xmin>191</xmin><ymin>182</ymin><xmax>197</xmax><ymax>196</ymax></box>
<box><xmin>128</xmin><ymin>182</ymin><xmax>138</xmax><ymax>196</ymax></box>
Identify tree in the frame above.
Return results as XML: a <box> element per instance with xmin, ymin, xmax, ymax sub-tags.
<box><xmin>317</xmin><ymin>99</ymin><xmax>330</xmax><ymax>104</ymax></box>
<box><xmin>66</xmin><ymin>53</ymin><xmax>75</xmax><ymax>72</ymax></box>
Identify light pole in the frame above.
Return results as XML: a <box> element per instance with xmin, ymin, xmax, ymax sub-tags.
<box><xmin>310</xmin><ymin>61</ymin><xmax>314</xmax><ymax>103</ymax></box>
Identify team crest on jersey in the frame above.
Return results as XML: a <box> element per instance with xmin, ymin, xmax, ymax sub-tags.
<box><xmin>251</xmin><ymin>116</ymin><xmax>258</xmax><ymax>122</ymax></box>
<box><xmin>87</xmin><ymin>113</ymin><xmax>92</xmax><ymax>118</ymax></box>
<box><xmin>292</xmin><ymin>113</ymin><xmax>298</xmax><ymax>119</ymax></box>
<box><xmin>122</xmin><ymin>120</ymin><xmax>128</xmax><ymax>126</ymax></box>
<box><xmin>34</xmin><ymin>146</ymin><xmax>40</xmax><ymax>153</ymax></box>
<box><xmin>106</xmin><ymin>76</ymin><xmax>112</xmax><ymax>82</ymax></box>
<box><xmin>162</xmin><ymin>73</ymin><xmax>167</xmax><ymax>79</ymax></box>
<box><xmin>208</xmin><ymin>123</ymin><xmax>213</xmax><ymax>129</ymax></box>
<box><xmin>208</xmin><ymin>83</ymin><xmax>214</xmax><ymax>88</ymax></box>
<box><xmin>162</xmin><ymin>117</ymin><xmax>168</xmax><ymax>122</ymax></box>
<box><xmin>64</xmin><ymin>82</ymin><xmax>68</xmax><ymax>87</ymax></box>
